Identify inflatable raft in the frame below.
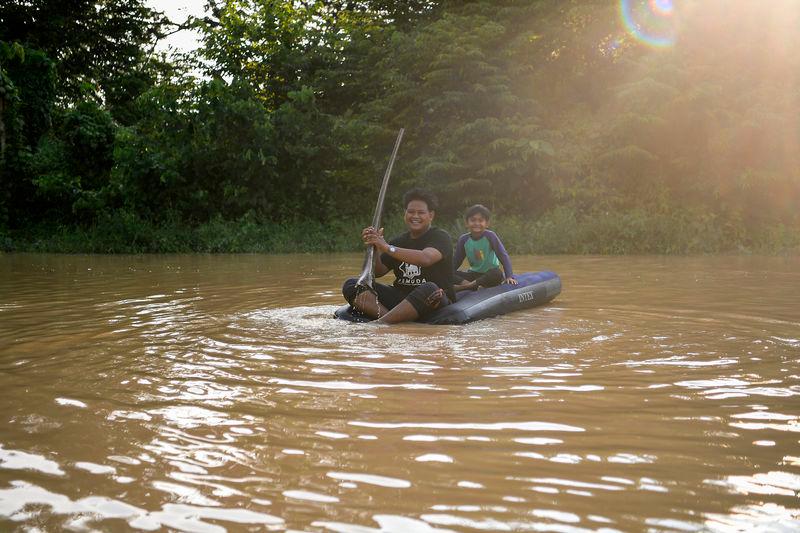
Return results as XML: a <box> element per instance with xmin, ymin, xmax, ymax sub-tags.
<box><xmin>334</xmin><ymin>270</ymin><xmax>561</xmax><ymax>325</ymax></box>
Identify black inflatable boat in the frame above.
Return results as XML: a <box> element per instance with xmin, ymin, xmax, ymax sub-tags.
<box><xmin>333</xmin><ymin>270</ymin><xmax>561</xmax><ymax>325</ymax></box>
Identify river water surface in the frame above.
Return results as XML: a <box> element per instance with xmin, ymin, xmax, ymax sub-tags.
<box><xmin>0</xmin><ymin>253</ymin><xmax>798</xmax><ymax>532</ymax></box>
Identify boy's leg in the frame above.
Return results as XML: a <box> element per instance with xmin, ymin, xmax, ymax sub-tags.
<box><xmin>476</xmin><ymin>268</ymin><xmax>504</xmax><ymax>288</ymax></box>
<box><xmin>454</xmin><ymin>270</ymin><xmax>480</xmax><ymax>292</ymax></box>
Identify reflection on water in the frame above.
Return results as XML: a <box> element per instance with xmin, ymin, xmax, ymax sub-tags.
<box><xmin>0</xmin><ymin>253</ymin><xmax>798</xmax><ymax>531</ymax></box>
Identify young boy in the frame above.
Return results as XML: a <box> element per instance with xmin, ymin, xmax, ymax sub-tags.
<box><xmin>453</xmin><ymin>204</ymin><xmax>517</xmax><ymax>292</ymax></box>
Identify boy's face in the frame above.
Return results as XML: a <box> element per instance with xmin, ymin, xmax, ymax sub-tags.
<box><xmin>404</xmin><ymin>199</ymin><xmax>434</xmax><ymax>235</ymax></box>
<box><xmin>466</xmin><ymin>213</ymin><xmax>489</xmax><ymax>235</ymax></box>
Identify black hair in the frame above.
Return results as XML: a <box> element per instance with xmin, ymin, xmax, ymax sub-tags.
<box><xmin>402</xmin><ymin>188</ymin><xmax>439</xmax><ymax>212</ymax></box>
<box><xmin>465</xmin><ymin>204</ymin><xmax>491</xmax><ymax>220</ymax></box>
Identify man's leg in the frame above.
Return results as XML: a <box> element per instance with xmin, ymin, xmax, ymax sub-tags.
<box><xmin>378</xmin><ymin>282</ymin><xmax>449</xmax><ymax>324</ymax></box>
<box><xmin>343</xmin><ymin>278</ymin><xmax>404</xmax><ymax>320</ymax></box>
<box><xmin>375</xmin><ymin>299</ymin><xmax>419</xmax><ymax>324</ymax></box>
<box><xmin>353</xmin><ymin>289</ymin><xmax>389</xmax><ymax>319</ymax></box>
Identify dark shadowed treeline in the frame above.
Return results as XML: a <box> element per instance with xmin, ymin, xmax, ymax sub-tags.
<box><xmin>1</xmin><ymin>0</ymin><xmax>798</xmax><ymax>253</ymax></box>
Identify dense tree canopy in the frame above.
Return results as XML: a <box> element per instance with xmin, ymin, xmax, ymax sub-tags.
<box><xmin>0</xmin><ymin>0</ymin><xmax>169</xmax><ymax>110</ymax></box>
<box><xmin>1</xmin><ymin>0</ymin><xmax>798</xmax><ymax>252</ymax></box>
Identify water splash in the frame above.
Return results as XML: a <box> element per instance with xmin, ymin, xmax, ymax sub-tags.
<box><xmin>620</xmin><ymin>0</ymin><xmax>676</xmax><ymax>48</ymax></box>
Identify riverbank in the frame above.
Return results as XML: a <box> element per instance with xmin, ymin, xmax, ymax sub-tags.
<box><xmin>3</xmin><ymin>208</ymin><xmax>798</xmax><ymax>255</ymax></box>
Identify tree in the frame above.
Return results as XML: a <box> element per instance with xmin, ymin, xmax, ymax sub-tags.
<box><xmin>325</xmin><ymin>1</ymin><xmax>557</xmax><ymax>217</ymax></box>
<box><xmin>0</xmin><ymin>0</ymin><xmax>169</xmax><ymax>115</ymax></box>
<box><xmin>0</xmin><ymin>43</ymin><xmax>56</xmax><ymax>227</ymax></box>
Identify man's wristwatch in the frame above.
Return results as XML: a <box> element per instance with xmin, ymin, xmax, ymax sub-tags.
<box><xmin>388</xmin><ymin>245</ymin><xmax>397</xmax><ymax>254</ymax></box>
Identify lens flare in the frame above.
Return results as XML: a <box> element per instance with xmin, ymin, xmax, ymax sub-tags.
<box><xmin>649</xmin><ymin>0</ymin><xmax>674</xmax><ymax>17</ymax></box>
<box><xmin>621</xmin><ymin>0</ymin><xmax>676</xmax><ymax>48</ymax></box>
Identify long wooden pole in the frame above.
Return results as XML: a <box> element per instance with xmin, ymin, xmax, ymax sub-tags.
<box><xmin>356</xmin><ymin>127</ymin><xmax>405</xmax><ymax>291</ymax></box>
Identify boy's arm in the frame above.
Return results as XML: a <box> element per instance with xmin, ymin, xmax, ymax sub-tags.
<box><xmin>486</xmin><ymin>231</ymin><xmax>514</xmax><ymax>279</ymax></box>
<box><xmin>452</xmin><ymin>234</ymin><xmax>467</xmax><ymax>270</ymax></box>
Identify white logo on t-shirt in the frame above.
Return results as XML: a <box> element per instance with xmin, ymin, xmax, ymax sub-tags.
<box><xmin>398</xmin><ymin>262</ymin><xmax>423</xmax><ymax>284</ymax></box>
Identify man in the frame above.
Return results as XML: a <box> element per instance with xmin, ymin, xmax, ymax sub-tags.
<box><xmin>342</xmin><ymin>188</ymin><xmax>455</xmax><ymax>324</ymax></box>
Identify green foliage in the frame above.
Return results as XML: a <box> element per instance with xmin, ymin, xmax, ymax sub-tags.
<box><xmin>0</xmin><ymin>0</ymin><xmax>169</xmax><ymax>229</ymax></box>
<box><xmin>0</xmin><ymin>42</ymin><xmax>57</xmax><ymax>227</ymax></box>
<box><xmin>2</xmin><ymin>0</ymin><xmax>798</xmax><ymax>254</ymax></box>
<box><xmin>335</xmin><ymin>2</ymin><xmax>557</xmax><ymax>218</ymax></box>
<box><xmin>0</xmin><ymin>43</ymin><xmax>55</xmax><ymax>145</ymax></box>
<box><xmin>110</xmin><ymin>77</ymin><xmax>361</xmax><ymax>224</ymax></box>
<box><xmin>32</xmin><ymin>101</ymin><xmax>117</xmax><ymax>222</ymax></box>
<box><xmin>0</xmin><ymin>0</ymin><xmax>168</xmax><ymax>108</ymax></box>
<box><xmin>0</xmin><ymin>64</ymin><xmax>20</xmax><ymax>224</ymax></box>
<box><xmin>7</xmin><ymin>205</ymin><xmax>797</xmax><ymax>255</ymax></box>
<box><xmin>464</xmin><ymin>206</ymin><xmax>800</xmax><ymax>255</ymax></box>
<box><xmin>5</xmin><ymin>211</ymin><xmax>367</xmax><ymax>254</ymax></box>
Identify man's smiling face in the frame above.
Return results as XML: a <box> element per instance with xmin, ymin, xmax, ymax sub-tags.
<box><xmin>404</xmin><ymin>199</ymin><xmax>434</xmax><ymax>237</ymax></box>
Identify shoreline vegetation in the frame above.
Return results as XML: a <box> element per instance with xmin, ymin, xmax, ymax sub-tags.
<box><xmin>2</xmin><ymin>2</ymin><xmax>798</xmax><ymax>255</ymax></box>
<box><xmin>4</xmin><ymin>208</ymin><xmax>797</xmax><ymax>255</ymax></box>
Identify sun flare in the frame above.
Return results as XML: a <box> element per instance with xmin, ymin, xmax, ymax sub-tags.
<box><xmin>620</xmin><ymin>0</ymin><xmax>676</xmax><ymax>48</ymax></box>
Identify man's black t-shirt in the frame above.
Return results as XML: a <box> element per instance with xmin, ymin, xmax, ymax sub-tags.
<box><xmin>380</xmin><ymin>227</ymin><xmax>456</xmax><ymax>302</ymax></box>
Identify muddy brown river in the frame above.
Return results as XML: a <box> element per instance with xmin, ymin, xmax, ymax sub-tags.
<box><xmin>0</xmin><ymin>253</ymin><xmax>798</xmax><ymax>531</ymax></box>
